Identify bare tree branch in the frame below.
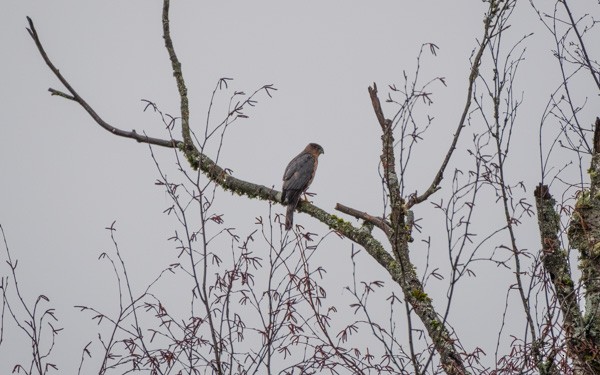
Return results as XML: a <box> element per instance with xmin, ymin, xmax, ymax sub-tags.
<box><xmin>25</xmin><ymin>17</ymin><xmax>179</xmax><ymax>149</ymax></box>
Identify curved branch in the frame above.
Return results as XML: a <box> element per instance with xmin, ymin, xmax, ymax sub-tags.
<box><xmin>25</xmin><ymin>17</ymin><xmax>178</xmax><ymax>149</ymax></box>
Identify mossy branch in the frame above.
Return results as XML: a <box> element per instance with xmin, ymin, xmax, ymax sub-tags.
<box><xmin>534</xmin><ymin>184</ymin><xmax>591</xmax><ymax>372</ymax></box>
<box><xmin>162</xmin><ymin>0</ymin><xmax>192</xmax><ymax>151</ymax></box>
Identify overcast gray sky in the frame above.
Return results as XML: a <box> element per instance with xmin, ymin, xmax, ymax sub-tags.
<box><xmin>2</xmin><ymin>1</ymin><xmax>599</xmax><ymax>373</ymax></box>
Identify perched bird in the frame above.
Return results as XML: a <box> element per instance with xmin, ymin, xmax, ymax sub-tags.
<box><xmin>281</xmin><ymin>143</ymin><xmax>324</xmax><ymax>230</ymax></box>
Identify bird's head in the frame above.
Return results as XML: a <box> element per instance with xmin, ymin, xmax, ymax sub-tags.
<box><xmin>308</xmin><ymin>143</ymin><xmax>324</xmax><ymax>155</ymax></box>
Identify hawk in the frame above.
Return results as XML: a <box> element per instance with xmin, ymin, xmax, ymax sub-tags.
<box><xmin>281</xmin><ymin>143</ymin><xmax>324</xmax><ymax>231</ymax></box>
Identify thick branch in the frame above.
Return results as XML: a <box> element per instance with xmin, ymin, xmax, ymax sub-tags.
<box><xmin>534</xmin><ymin>184</ymin><xmax>588</xmax><ymax>372</ymax></box>
<box><xmin>565</xmin><ymin>117</ymin><xmax>600</xmax><ymax>374</ymax></box>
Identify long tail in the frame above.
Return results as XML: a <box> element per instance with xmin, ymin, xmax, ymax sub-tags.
<box><xmin>285</xmin><ymin>203</ymin><xmax>295</xmax><ymax>231</ymax></box>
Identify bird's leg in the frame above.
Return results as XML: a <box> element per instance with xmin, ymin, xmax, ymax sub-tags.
<box><xmin>302</xmin><ymin>191</ymin><xmax>316</xmax><ymax>202</ymax></box>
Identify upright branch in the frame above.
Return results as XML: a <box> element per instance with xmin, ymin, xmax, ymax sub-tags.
<box><xmin>161</xmin><ymin>0</ymin><xmax>192</xmax><ymax>150</ymax></box>
<box><xmin>534</xmin><ymin>184</ymin><xmax>587</xmax><ymax>373</ymax></box>
<box><xmin>369</xmin><ymin>84</ymin><xmax>404</xmax><ymax>238</ymax></box>
<box><xmin>368</xmin><ymin>85</ymin><xmax>468</xmax><ymax>375</ymax></box>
